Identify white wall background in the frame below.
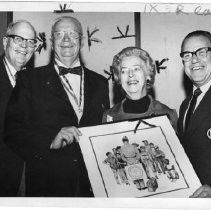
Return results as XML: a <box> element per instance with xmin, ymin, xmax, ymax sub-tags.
<box><xmin>13</xmin><ymin>11</ymin><xmax>211</xmax><ymax>113</ymax></box>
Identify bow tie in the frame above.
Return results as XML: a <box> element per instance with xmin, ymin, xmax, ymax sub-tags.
<box><xmin>58</xmin><ymin>66</ymin><xmax>82</xmax><ymax>76</ymax></box>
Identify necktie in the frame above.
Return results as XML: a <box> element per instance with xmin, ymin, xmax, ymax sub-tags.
<box><xmin>58</xmin><ymin>66</ymin><xmax>82</xmax><ymax>76</ymax></box>
<box><xmin>185</xmin><ymin>88</ymin><xmax>202</xmax><ymax>130</ymax></box>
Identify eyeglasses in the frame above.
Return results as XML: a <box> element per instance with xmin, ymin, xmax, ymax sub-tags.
<box><xmin>180</xmin><ymin>47</ymin><xmax>211</xmax><ymax>62</ymax></box>
<box><xmin>121</xmin><ymin>66</ymin><xmax>144</xmax><ymax>74</ymax></box>
<box><xmin>7</xmin><ymin>34</ymin><xmax>37</xmax><ymax>48</ymax></box>
<box><xmin>53</xmin><ymin>31</ymin><xmax>81</xmax><ymax>40</ymax></box>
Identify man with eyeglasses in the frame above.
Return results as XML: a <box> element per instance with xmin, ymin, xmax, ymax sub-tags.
<box><xmin>0</xmin><ymin>20</ymin><xmax>36</xmax><ymax>196</ymax></box>
<box><xmin>4</xmin><ymin>16</ymin><xmax>109</xmax><ymax>197</ymax></box>
<box><xmin>178</xmin><ymin>30</ymin><xmax>211</xmax><ymax>197</ymax></box>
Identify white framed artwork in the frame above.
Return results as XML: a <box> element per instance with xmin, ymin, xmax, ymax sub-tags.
<box><xmin>79</xmin><ymin>115</ymin><xmax>201</xmax><ymax>197</ymax></box>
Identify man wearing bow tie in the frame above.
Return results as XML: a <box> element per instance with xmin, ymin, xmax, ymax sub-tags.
<box><xmin>4</xmin><ymin>16</ymin><xmax>110</xmax><ymax>197</ymax></box>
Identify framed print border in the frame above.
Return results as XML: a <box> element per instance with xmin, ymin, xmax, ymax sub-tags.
<box><xmin>79</xmin><ymin>115</ymin><xmax>201</xmax><ymax>197</ymax></box>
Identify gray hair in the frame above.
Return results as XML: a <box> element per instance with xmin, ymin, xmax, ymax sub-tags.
<box><xmin>5</xmin><ymin>19</ymin><xmax>36</xmax><ymax>37</ymax></box>
<box><xmin>112</xmin><ymin>46</ymin><xmax>156</xmax><ymax>91</ymax></box>
<box><xmin>51</xmin><ymin>16</ymin><xmax>83</xmax><ymax>38</ymax></box>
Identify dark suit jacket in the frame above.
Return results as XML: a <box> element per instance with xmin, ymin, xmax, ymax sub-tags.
<box><xmin>4</xmin><ymin>63</ymin><xmax>110</xmax><ymax>197</ymax></box>
<box><xmin>178</xmin><ymin>86</ymin><xmax>211</xmax><ymax>185</ymax></box>
<box><xmin>0</xmin><ymin>56</ymin><xmax>24</xmax><ymax>196</ymax></box>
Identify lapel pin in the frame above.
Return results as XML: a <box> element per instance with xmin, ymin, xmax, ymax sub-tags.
<box><xmin>207</xmin><ymin>128</ymin><xmax>211</xmax><ymax>139</ymax></box>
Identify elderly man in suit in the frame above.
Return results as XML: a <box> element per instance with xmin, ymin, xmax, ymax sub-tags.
<box><xmin>4</xmin><ymin>16</ymin><xmax>110</xmax><ymax>197</ymax></box>
<box><xmin>0</xmin><ymin>20</ymin><xmax>36</xmax><ymax>196</ymax></box>
<box><xmin>178</xmin><ymin>30</ymin><xmax>211</xmax><ymax>197</ymax></box>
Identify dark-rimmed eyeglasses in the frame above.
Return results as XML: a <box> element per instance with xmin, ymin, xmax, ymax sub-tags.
<box><xmin>180</xmin><ymin>47</ymin><xmax>211</xmax><ymax>62</ymax></box>
<box><xmin>7</xmin><ymin>34</ymin><xmax>37</xmax><ymax>48</ymax></box>
<box><xmin>53</xmin><ymin>31</ymin><xmax>81</xmax><ymax>40</ymax></box>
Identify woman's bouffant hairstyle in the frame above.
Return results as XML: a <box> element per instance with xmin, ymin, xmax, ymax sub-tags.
<box><xmin>112</xmin><ymin>46</ymin><xmax>156</xmax><ymax>91</ymax></box>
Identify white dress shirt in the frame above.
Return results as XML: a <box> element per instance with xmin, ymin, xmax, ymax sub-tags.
<box><xmin>4</xmin><ymin>57</ymin><xmax>17</xmax><ymax>87</ymax></box>
<box><xmin>193</xmin><ymin>79</ymin><xmax>211</xmax><ymax>111</ymax></box>
<box><xmin>54</xmin><ymin>59</ymin><xmax>84</xmax><ymax>120</ymax></box>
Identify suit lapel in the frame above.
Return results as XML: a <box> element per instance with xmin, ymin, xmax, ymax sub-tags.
<box><xmin>0</xmin><ymin>56</ymin><xmax>13</xmax><ymax>92</ymax></box>
<box><xmin>178</xmin><ymin>96</ymin><xmax>191</xmax><ymax>137</ymax></box>
<box><xmin>81</xmin><ymin>67</ymin><xmax>102</xmax><ymax>123</ymax></box>
<box><xmin>43</xmin><ymin>63</ymin><xmax>72</xmax><ymax>105</ymax></box>
<box><xmin>186</xmin><ymin>85</ymin><xmax>211</xmax><ymax>137</ymax></box>
<box><xmin>82</xmin><ymin>67</ymin><xmax>94</xmax><ymax>115</ymax></box>
<box><xmin>43</xmin><ymin>65</ymin><xmax>100</xmax><ymax>123</ymax></box>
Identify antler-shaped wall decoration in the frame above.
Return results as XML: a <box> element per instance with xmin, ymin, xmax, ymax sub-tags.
<box><xmin>53</xmin><ymin>4</ymin><xmax>74</xmax><ymax>13</ymax></box>
<box><xmin>35</xmin><ymin>32</ymin><xmax>47</xmax><ymax>54</ymax></box>
<box><xmin>87</xmin><ymin>26</ymin><xmax>102</xmax><ymax>51</ymax></box>
<box><xmin>104</xmin><ymin>66</ymin><xmax>114</xmax><ymax>81</ymax></box>
<box><xmin>155</xmin><ymin>58</ymin><xmax>169</xmax><ymax>73</ymax></box>
<box><xmin>112</xmin><ymin>25</ymin><xmax>136</xmax><ymax>39</ymax></box>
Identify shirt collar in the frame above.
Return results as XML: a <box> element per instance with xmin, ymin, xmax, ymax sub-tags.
<box><xmin>55</xmin><ymin>58</ymin><xmax>81</xmax><ymax>68</ymax></box>
<box><xmin>54</xmin><ymin>59</ymin><xmax>81</xmax><ymax>76</ymax></box>
<box><xmin>193</xmin><ymin>79</ymin><xmax>211</xmax><ymax>94</ymax></box>
<box><xmin>4</xmin><ymin>56</ymin><xmax>17</xmax><ymax>77</ymax></box>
